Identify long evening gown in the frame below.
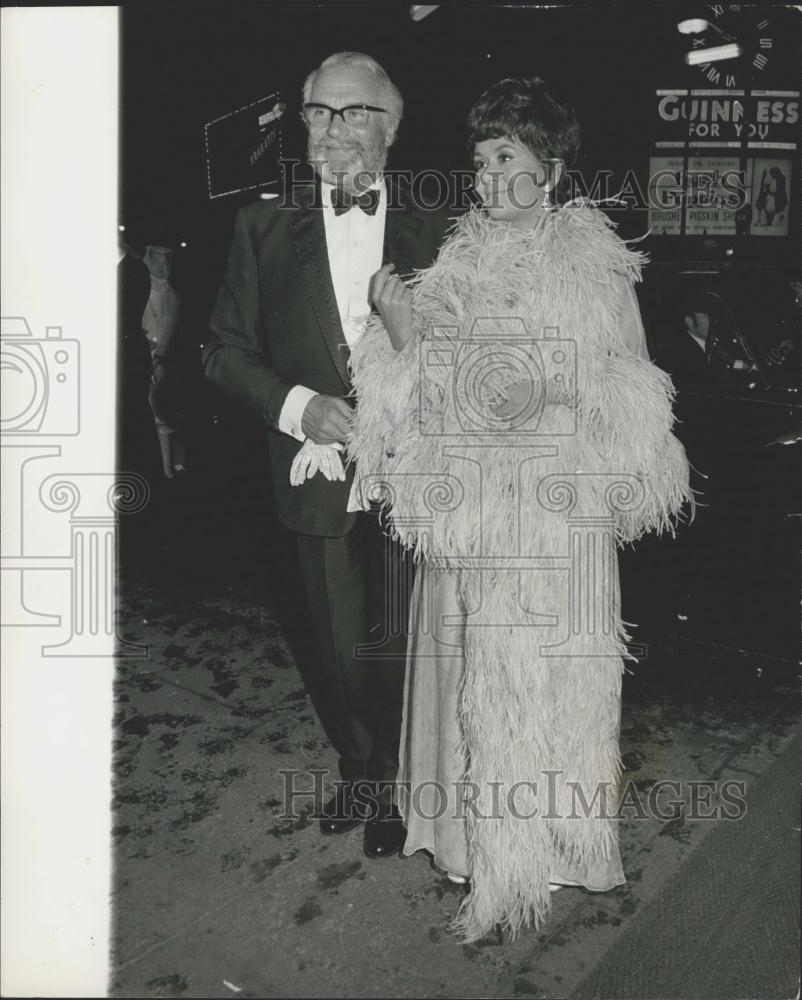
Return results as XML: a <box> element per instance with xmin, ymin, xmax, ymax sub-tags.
<box><xmin>397</xmin><ymin>563</ymin><xmax>626</xmax><ymax>889</ymax></box>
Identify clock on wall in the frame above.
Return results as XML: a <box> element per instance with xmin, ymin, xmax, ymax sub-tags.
<box><xmin>684</xmin><ymin>5</ymin><xmax>777</xmax><ymax>89</ymax></box>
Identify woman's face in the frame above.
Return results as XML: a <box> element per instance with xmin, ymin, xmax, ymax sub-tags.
<box><xmin>473</xmin><ymin>135</ymin><xmax>556</xmax><ymax>228</ymax></box>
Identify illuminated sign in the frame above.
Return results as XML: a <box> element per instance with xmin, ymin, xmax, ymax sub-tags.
<box><xmin>204</xmin><ymin>92</ymin><xmax>285</xmax><ymax>200</ymax></box>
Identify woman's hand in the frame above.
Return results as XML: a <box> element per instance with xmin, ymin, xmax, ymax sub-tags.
<box><xmin>370</xmin><ymin>263</ymin><xmax>414</xmax><ymax>352</ymax></box>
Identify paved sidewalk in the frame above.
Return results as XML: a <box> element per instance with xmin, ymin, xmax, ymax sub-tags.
<box><xmin>110</xmin><ymin>574</ymin><xmax>800</xmax><ymax>999</ymax></box>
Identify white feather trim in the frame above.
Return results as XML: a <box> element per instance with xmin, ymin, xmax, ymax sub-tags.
<box><xmin>348</xmin><ymin>204</ymin><xmax>692</xmax><ymax>941</ymax></box>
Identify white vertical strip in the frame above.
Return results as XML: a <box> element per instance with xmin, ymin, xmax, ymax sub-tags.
<box><xmin>1</xmin><ymin>7</ymin><xmax>117</xmax><ymax>997</ymax></box>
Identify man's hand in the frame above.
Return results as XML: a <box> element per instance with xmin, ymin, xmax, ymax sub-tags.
<box><xmin>370</xmin><ymin>263</ymin><xmax>414</xmax><ymax>352</ymax></box>
<box><xmin>301</xmin><ymin>394</ymin><xmax>353</xmax><ymax>445</ymax></box>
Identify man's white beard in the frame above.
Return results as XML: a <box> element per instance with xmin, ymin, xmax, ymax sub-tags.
<box><xmin>308</xmin><ymin>139</ymin><xmax>388</xmax><ymax>192</ymax></box>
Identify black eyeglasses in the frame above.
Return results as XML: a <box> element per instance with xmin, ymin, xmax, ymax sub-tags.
<box><xmin>303</xmin><ymin>102</ymin><xmax>389</xmax><ymax>127</ymax></box>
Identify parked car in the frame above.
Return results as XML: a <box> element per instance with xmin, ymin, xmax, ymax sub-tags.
<box><xmin>621</xmin><ymin>265</ymin><xmax>800</xmax><ymax>668</ymax></box>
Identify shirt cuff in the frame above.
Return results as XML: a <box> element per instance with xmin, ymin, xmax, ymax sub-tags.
<box><xmin>278</xmin><ymin>385</ymin><xmax>319</xmax><ymax>442</ymax></box>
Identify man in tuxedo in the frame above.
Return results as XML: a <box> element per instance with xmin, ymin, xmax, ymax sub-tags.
<box><xmin>203</xmin><ymin>52</ymin><xmax>449</xmax><ymax>859</ymax></box>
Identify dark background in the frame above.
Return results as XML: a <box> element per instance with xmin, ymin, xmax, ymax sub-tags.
<box><xmin>118</xmin><ymin>2</ymin><xmax>801</xmax><ymax>666</ymax></box>
<box><xmin>120</xmin><ymin>2</ymin><xmax>801</xmax><ymax>250</ymax></box>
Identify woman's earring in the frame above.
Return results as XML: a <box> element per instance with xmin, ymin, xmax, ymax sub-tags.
<box><xmin>542</xmin><ymin>159</ymin><xmax>563</xmax><ymax>209</ymax></box>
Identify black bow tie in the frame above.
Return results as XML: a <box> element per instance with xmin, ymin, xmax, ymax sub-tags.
<box><xmin>331</xmin><ymin>187</ymin><xmax>380</xmax><ymax>216</ymax></box>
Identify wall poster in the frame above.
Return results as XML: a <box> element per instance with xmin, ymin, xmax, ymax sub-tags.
<box><xmin>746</xmin><ymin>157</ymin><xmax>792</xmax><ymax>236</ymax></box>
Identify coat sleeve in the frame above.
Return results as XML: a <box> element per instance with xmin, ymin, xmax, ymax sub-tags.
<box><xmin>582</xmin><ymin>275</ymin><xmax>694</xmax><ymax>541</ymax></box>
<box><xmin>618</xmin><ymin>276</ymin><xmax>650</xmax><ymax>361</ymax></box>
<box><xmin>346</xmin><ymin>315</ymin><xmax>423</xmax><ymax>488</ymax></box>
<box><xmin>202</xmin><ymin>207</ymin><xmax>294</xmax><ymax>429</ymax></box>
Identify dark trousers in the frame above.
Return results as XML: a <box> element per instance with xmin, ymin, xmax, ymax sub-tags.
<box><xmin>295</xmin><ymin>510</ymin><xmax>413</xmax><ymax>785</ymax></box>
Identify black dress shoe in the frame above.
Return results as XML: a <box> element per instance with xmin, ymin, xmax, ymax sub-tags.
<box><xmin>319</xmin><ymin>784</ymin><xmax>364</xmax><ymax>836</ymax></box>
<box><xmin>363</xmin><ymin>802</ymin><xmax>406</xmax><ymax>859</ymax></box>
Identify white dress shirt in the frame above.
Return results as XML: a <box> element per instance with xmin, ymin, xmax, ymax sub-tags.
<box><xmin>278</xmin><ymin>178</ymin><xmax>387</xmax><ymax>441</ymax></box>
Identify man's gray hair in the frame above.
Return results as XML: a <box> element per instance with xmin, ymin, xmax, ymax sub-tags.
<box><xmin>302</xmin><ymin>51</ymin><xmax>403</xmax><ymax>137</ymax></box>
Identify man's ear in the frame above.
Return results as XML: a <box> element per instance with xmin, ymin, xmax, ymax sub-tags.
<box><xmin>683</xmin><ymin>314</ymin><xmax>693</xmax><ymax>333</ymax></box>
<box><xmin>384</xmin><ymin>117</ymin><xmax>399</xmax><ymax>147</ymax></box>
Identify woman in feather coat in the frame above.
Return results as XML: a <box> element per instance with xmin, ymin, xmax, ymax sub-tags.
<box><xmin>346</xmin><ymin>77</ymin><xmax>693</xmax><ymax>942</ymax></box>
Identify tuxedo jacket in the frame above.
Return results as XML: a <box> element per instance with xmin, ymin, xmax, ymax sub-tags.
<box><xmin>204</xmin><ymin>180</ymin><xmax>452</xmax><ymax>537</ymax></box>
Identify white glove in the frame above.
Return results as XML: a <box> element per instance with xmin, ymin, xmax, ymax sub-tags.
<box><xmin>289</xmin><ymin>438</ymin><xmax>346</xmax><ymax>486</ymax></box>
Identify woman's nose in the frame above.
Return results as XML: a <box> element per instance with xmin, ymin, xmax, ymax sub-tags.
<box><xmin>480</xmin><ymin>170</ymin><xmax>503</xmax><ymax>194</ymax></box>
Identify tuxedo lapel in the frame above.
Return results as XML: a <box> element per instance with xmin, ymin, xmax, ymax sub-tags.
<box><xmin>383</xmin><ymin>182</ymin><xmax>424</xmax><ymax>279</ymax></box>
<box><xmin>291</xmin><ymin>185</ymin><xmax>351</xmax><ymax>390</ymax></box>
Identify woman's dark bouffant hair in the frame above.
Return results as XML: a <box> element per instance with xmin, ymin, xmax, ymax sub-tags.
<box><xmin>467</xmin><ymin>77</ymin><xmax>581</xmax><ymax>197</ymax></box>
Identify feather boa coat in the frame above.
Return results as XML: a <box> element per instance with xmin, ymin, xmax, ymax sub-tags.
<box><xmin>347</xmin><ymin>204</ymin><xmax>692</xmax><ymax>941</ymax></box>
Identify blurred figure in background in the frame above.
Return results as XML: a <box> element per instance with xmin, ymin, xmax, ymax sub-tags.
<box><xmin>141</xmin><ymin>241</ymin><xmax>188</xmax><ymax>478</ymax></box>
<box><xmin>117</xmin><ymin>220</ymin><xmax>204</xmax><ymax>579</ymax></box>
